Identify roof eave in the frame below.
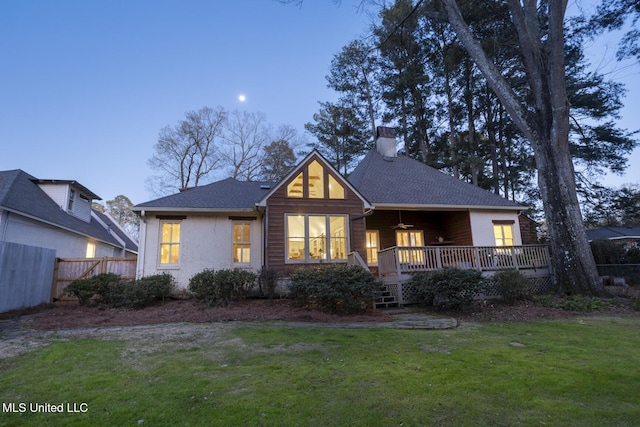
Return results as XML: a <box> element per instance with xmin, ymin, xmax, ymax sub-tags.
<box><xmin>132</xmin><ymin>206</ymin><xmax>258</xmax><ymax>213</ymax></box>
<box><xmin>371</xmin><ymin>203</ymin><xmax>524</xmax><ymax>211</ymax></box>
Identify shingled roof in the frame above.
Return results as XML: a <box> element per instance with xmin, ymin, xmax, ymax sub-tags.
<box><xmin>0</xmin><ymin>169</ymin><xmax>137</xmax><ymax>251</ymax></box>
<box><xmin>348</xmin><ymin>150</ymin><xmax>523</xmax><ymax>210</ymax></box>
<box><xmin>135</xmin><ymin>177</ymin><xmax>276</xmax><ymax>211</ymax></box>
<box><xmin>585</xmin><ymin>226</ymin><xmax>640</xmax><ymax>241</ymax></box>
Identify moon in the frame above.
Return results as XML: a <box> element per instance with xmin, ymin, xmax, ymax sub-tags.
<box><xmin>238</xmin><ymin>94</ymin><xmax>246</xmax><ymax>102</ymax></box>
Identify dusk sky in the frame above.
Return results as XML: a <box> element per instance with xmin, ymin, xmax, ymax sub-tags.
<box><xmin>1</xmin><ymin>0</ymin><xmax>638</xmax><ymax>205</ymax></box>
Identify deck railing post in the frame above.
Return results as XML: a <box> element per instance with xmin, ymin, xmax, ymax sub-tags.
<box><xmin>436</xmin><ymin>247</ymin><xmax>442</xmax><ymax>269</ymax></box>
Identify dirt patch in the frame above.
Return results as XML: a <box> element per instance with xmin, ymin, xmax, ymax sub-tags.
<box><xmin>9</xmin><ymin>298</ymin><xmax>392</xmax><ymax>331</ymax></box>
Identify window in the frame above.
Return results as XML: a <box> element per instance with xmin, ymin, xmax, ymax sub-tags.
<box><xmin>308</xmin><ymin>160</ymin><xmax>324</xmax><ymax>198</ymax></box>
<box><xmin>85</xmin><ymin>242</ymin><xmax>96</xmax><ymax>258</ymax></box>
<box><xmin>328</xmin><ymin>174</ymin><xmax>345</xmax><ymax>199</ymax></box>
<box><xmin>68</xmin><ymin>189</ymin><xmax>75</xmax><ymax>211</ymax></box>
<box><xmin>286</xmin><ymin>214</ymin><xmax>348</xmax><ymax>262</ymax></box>
<box><xmin>396</xmin><ymin>230</ymin><xmax>424</xmax><ymax>247</ymax></box>
<box><xmin>493</xmin><ymin>222</ymin><xmax>514</xmax><ymax>247</ymax></box>
<box><xmin>233</xmin><ymin>222</ymin><xmax>251</xmax><ymax>264</ymax></box>
<box><xmin>285</xmin><ymin>160</ymin><xmax>345</xmax><ymax>199</ymax></box>
<box><xmin>287</xmin><ymin>172</ymin><xmax>303</xmax><ymax>198</ymax></box>
<box><xmin>159</xmin><ymin>222</ymin><xmax>181</xmax><ymax>265</ymax></box>
<box><xmin>366</xmin><ymin>231</ymin><xmax>379</xmax><ymax>265</ymax></box>
<box><xmin>396</xmin><ymin>230</ymin><xmax>424</xmax><ymax>264</ymax></box>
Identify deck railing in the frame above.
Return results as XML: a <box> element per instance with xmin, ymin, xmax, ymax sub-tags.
<box><xmin>378</xmin><ymin>245</ymin><xmax>552</xmax><ymax>277</ymax></box>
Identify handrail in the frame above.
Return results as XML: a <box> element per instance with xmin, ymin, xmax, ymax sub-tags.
<box><xmin>377</xmin><ymin>245</ymin><xmax>552</xmax><ymax>276</ymax></box>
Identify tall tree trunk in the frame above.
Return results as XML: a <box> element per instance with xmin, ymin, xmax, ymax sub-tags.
<box><xmin>444</xmin><ymin>68</ymin><xmax>459</xmax><ymax>178</ymax></box>
<box><xmin>441</xmin><ymin>0</ymin><xmax>606</xmax><ymax>295</ymax></box>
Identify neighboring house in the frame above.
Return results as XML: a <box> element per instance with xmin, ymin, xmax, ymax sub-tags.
<box><xmin>0</xmin><ymin>169</ymin><xmax>138</xmax><ymax>258</ymax></box>
<box><xmin>586</xmin><ymin>226</ymin><xmax>640</xmax><ymax>249</ymax></box>
<box><xmin>135</xmin><ymin>127</ymin><xmax>550</xmax><ymax>294</ymax></box>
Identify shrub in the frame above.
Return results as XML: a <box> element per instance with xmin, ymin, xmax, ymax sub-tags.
<box><xmin>66</xmin><ymin>273</ymin><xmax>124</xmax><ymax>306</ymax></box>
<box><xmin>66</xmin><ymin>273</ymin><xmax>175</xmax><ymax>309</ymax></box>
<box><xmin>188</xmin><ymin>268</ymin><xmax>257</xmax><ymax>306</ymax></box>
<box><xmin>491</xmin><ymin>269</ymin><xmax>533</xmax><ymax>304</ymax></box>
<box><xmin>409</xmin><ymin>268</ymin><xmax>487</xmax><ymax>311</ymax></box>
<box><xmin>288</xmin><ymin>264</ymin><xmax>378</xmax><ymax>314</ymax></box>
<box><xmin>533</xmin><ymin>294</ymin><xmax>610</xmax><ymax>312</ymax></box>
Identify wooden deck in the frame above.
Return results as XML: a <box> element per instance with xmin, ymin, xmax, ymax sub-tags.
<box><xmin>375</xmin><ymin>245</ymin><xmax>554</xmax><ymax>305</ymax></box>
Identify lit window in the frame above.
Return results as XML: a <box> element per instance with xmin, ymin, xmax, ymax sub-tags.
<box><xmin>493</xmin><ymin>223</ymin><xmax>514</xmax><ymax>246</ymax></box>
<box><xmin>328</xmin><ymin>174</ymin><xmax>345</xmax><ymax>199</ymax></box>
<box><xmin>286</xmin><ymin>214</ymin><xmax>348</xmax><ymax>262</ymax></box>
<box><xmin>160</xmin><ymin>222</ymin><xmax>181</xmax><ymax>265</ymax></box>
<box><xmin>233</xmin><ymin>222</ymin><xmax>251</xmax><ymax>264</ymax></box>
<box><xmin>287</xmin><ymin>172</ymin><xmax>304</xmax><ymax>198</ymax></box>
<box><xmin>366</xmin><ymin>231</ymin><xmax>379</xmax><ymax>265</ymax></box>
<box><xmin>86</xmin><ymin>242</ymin><xmax>96</xmax><ymax>258</ymax></box>
<box><xmin>308</xmin><ymin>160</ymin><xmax>324</xmax><ymax>199</ymax></box>
<box><xmin>396</xmin><ymin>230</ymin><xmax>424</xmax><ymax>247</ymax></box>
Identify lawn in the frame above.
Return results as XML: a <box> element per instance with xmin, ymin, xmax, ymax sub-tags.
<box><xmin>1</xmin><ymin>317</ymin><xmax>639</xmax><ymax>426</ymax></box>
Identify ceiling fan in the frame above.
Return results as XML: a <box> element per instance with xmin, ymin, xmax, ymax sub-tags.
<box><xmin>391</xmin><ymin>211</ymin><xmax>414</xmax><ymax>229</ymax></box>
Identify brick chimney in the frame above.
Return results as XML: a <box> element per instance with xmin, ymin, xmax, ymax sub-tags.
<box><xmin>375</xmin><ymin>126</ymin><xmax>397</xmax><ymax>157</ymax></box>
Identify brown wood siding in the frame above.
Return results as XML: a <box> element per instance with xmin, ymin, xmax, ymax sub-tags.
<box><xmin>365</xmin><ymin>210</ymin><xmax>473</xmax><ymax>248</ymax></box>
<box><xmin>443</xmin><ymin>211</ymin><xmax>473</xmax><ymax>245</ymax></box>
<box><xmin>264</xmin><ymin>154</ymin><xmax>366</xmax><ymax>273</ymax></box>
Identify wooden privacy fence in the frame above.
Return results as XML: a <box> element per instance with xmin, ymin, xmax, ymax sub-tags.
<box><xmin>52</xmin><ymin>257</ymin><xmax>137</xmax><ymax>302</ymax></box>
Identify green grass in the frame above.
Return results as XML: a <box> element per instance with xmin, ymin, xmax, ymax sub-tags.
<box><xmin>1</xmin><ymin>317</ymin><xmax>639</xmax><ymax>426</ymax></box>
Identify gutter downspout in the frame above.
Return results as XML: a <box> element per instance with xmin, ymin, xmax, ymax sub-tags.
<box><xmin>137</xmin><ymin>210</ymin><xmax>147</xmax><ymax>280</ymax></box>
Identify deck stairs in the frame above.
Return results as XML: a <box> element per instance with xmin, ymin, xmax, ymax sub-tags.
<box><xmin>374</xmin><ymin>283</ymin><xmax>400</xmax><ymax>309</ymax></box>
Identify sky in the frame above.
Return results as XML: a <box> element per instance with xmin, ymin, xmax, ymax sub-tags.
<box><xmin>1</xmin><ymin>0</ymin><xmax>638</xmax><ymax>205</ymax></box>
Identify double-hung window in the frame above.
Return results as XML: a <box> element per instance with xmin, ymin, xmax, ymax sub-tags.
<box><xmin>286</xmin><ymin>214</ymin><xmax>348</xmax><ymax>262</ymax></box>
<box><xmin>232</xmin><ymin>222</ymin><xmax>251</xmax><ymax>264</ymax></box>
<box><xmin>159</xmin><ymin>221</ymin><xmax>181</xmax><ymax>266</ymax></box>
<box><xmin>493</xmin><ymin>221</ymin><xmax>515</xmax><ymax>247</ymax></box>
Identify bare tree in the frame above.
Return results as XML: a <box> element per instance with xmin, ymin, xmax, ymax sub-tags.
<box><xmin>222</xmin><ymin>110</ymin><xmax>271</xmax><ymax>181</ymax></box>
<box><xmin>147</xmin><ymin>106</ymin><xmax>226</xmax><ymax>196</ymax></box>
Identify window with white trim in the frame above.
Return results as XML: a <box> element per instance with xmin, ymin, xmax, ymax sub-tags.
<box><xmin>232</xmin><ymin>222</ymin><xmax>251</xmax><ymax>264</ymax></box>
<box><xmin>159</xmin><ymin>221</ymin><xmax>181</xmax><ymax>265</ymax></box>
<box><xmin>286</xmin><ymin>214</ymin><xmax>348</xmax><ymax>262</ymax></box>
<box><xmin>493</xmin><ymin>222</ymin><xmax>515</xmax><ymax>246</ymax></box>
<box><xmin>86</xmin><ymin>242</ymin><xmax>96</xmax><ymax>258</ymax></box>
<box><xmin>366</xmin><ymin>230</ymin><xmax>379</xmax><ymax>265</ymax></box>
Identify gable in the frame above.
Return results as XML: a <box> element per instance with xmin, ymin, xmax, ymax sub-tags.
<box><xmin>257</xmin><ymin>151</ymin><xmax>372</xmax><ymax>209</ymax></box>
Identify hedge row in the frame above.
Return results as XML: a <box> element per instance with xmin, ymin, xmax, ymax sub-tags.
<box><xmin>65</xmin><ymin>272</ymin><xmax>175</xmax><ymax>308</ymax></box>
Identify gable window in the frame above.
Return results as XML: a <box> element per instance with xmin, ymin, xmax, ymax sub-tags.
<box><xmin>232</xmin><ymin>222</ymin><xmax>251</xmax><ymax>264</ymax></box>
<box><xmin>287</xmin><ymin>172</ymin><xmax>304</xmax><ymax>198</ymax></box>
<box><xmin>328</xmin><ymin>174</ymin><xmax>345</xmax><ymax>199</ymax></box>
<box><xmin>493</xmin><ymin>221</ymin><xmax>515</xmax><ymax>247</ymax></box>
<box><xmin>286</xmin><ymin>214</ymin><xmax>348</xmax><ymax>262</ymax></box>
<box><xmin>308</xmin><ymin>160</ymin><xmax>324</xmax><ymax>199</ymax></box>
<box><xmin>285</xmin><ymin>159</ymin><xmax>345</xmax><ymax>199</ymax></box>
<box><xmin>159</xmin><ymin>221</ymin><xmax>181</xmax><ymax>265</ymax></box>
<box><xmin>366</xmin><ymin>230</ymin><xmax>379</xmax><ymax>265</ymax></box>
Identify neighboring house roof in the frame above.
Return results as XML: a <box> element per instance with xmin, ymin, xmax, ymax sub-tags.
<box><xmin>135</xmin><ymin>177</ymin><xmax>276</xmax><ymax>212</ymax></box>
<box><xmin>92</xmin><ymin>210</ymin><xmax>139</xmax><ymax>250</ymax></box>
<box><xmin>348</xmin><ymin>150</ymin><xmax>523</xmax><ymax>210</ymax></box>
<box><xmin>0</xmin><ymin>169</ymin><xmax>137</xmax><ymax>252</ymax></box>
<box><xmin>585</xmin><ymin>226</ymin><xmax>640</xmax><ymax>242</ymax></box>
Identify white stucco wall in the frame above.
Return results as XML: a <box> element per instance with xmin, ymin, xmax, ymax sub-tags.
<box><xmin>2</xmin><ymin>213</ymin><xmax>120</xmax><ymax>258</ymax></box>
<box><xmin>469</xmin><ymin>210</ymin><xmax>522</xmax><ymax>246</ymax></box>
<box><xmin>138</xmin><ymin>213</ymin><xmax>263</xmax><ymax>289</ymax></box>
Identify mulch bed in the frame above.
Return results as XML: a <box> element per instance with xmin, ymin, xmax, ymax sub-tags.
<box><xmin>2</xmin><ymin>297</ymin><xmax>638</xmax><ymax>331</ymax></box>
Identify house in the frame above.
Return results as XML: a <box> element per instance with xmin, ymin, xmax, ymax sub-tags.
<box><xmin>586</xmin><ymin>226</ymin><xmax>640</xmax><ymax>249</ymax></box>
<box><xmin>135</xmin><ymin>127</ymin><xmax>552</xmax><ymax>300</ymax></box>
<box><xmin>0</xmin><ymin>169</ymin><xmax>138</xmax><ymax>259</ymax></box>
